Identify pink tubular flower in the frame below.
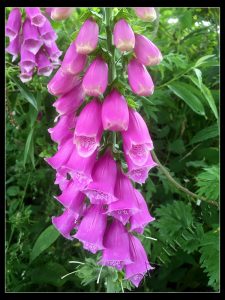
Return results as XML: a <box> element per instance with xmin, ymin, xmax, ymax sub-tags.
<box><xmin>107</xmin><ymin>169</ymin><xmax>140</xmax><ymax>225</ymax></box>
<box><xmin>82</xmin><ymin>57</ymin><xmax>108</xmax><ymax>97</ymax></box>
<box><xmin>5</xmin><ymin>34</ymin><xmax>21</xmax><ymax>62</ymax></box>
<box><xmin>74</xmin><ymin>98</ymin><xmax>103</xmax><ymax>157</ymax></box>
<box><xmin>52</xmin><ymin>208</ymin><xmax>78</xmax><ymax>240</ymax></box>
<box><xmin>125</xmin><ymin>151</ymin><xmax>157</xmax><ymax>184</ymax></box>
<box><xmin>84</xmin><ymin>150</ymin><xmax>118</xmax><ymax>205</ymax></box>
<box><xmin>125</xmin><ymin>235</ymin><xmax>154</xmax><ymax>287</ymax></box>
<box><xmin>50</xmin><ymin>8</ymin><xmax>74</xmax><ymax>20</ymax></box>
<box><xmin>62</xmin><ymin>146</ymin><xmax>97</xmax><ymax>190</ymax></box>
<box><xmin>61</xmin><ymin>41</ymin><xmax>87</xmax><ymax>75</ymax></box>
<box><xmin>134</xmin><ymin>7</ymin><xmax>157</xmax><ymax>22</ymax></box>
<box><xmin>128</xmin><ymin>59</ymin><xmax>154</xmax><ymax>96</ymax></box>
<box><xmin>134</xmin><ymin>34</ymin><xmax>162</xmax><ymax>66</ymax></box>
<box><xmin>19</xmin><ymin>68</ymin><xmax>33</xmax><ymax>83</ymax></box>
<box><xmin>36</xmin><ymin>49</ymin><xmax>53</xmax><ymax>76</ymax></box>
<box><xmin>100</xmin><ymin>219</ymin><xmax>133</xmax><ymax>270</ymax></box>
<box><xmin>19</xmin><ymin>46</ymin><xmax>36</xmax><ymax>73</ymax></box>
<box><xmin>45</xmin><ymin>41</ymin><xmax>62</xmax><ymax>64</ymax></box>
<box><xmin>5</xmin><ymin>8</ymin><xmax>22</xmax><ymax>41</ymax></box>
<box><xmin>122</xmin><ymin>108</ymin><xmax>153</xmax><ymax>166</ymax></box>
<box><xmin>130</xmin><ymin>190</ymin><xmax>155</xmax><ymax>234</ymax></box>
<box><xmin>48</xmin><ymin>113</ymin><xmax>76</xmax><ymax>145</ymax></box>
<box><xmin>22</xmin><ymin>18</ymin><xmax>43</xmax><ymax>55</ymax></box>
<box><xmin>54</xmin><ymin>171</ymin><xmax>70</xmax><ymax>192</ymax></box>
<box><xmin>53</xmin><ymin>82</ymin><xmax>84</xmax><ymax>116</ymax></box>
<box><xmin>47</xmin><ymin>67</ymin><xmax>80</xmax><ymax>96</ymax></box>
<box><xmin>25</xmin><ymin>7</ymin><xmax>46</xmax><ymax>27</ymax></box>
<box><xmin>74</xmin><ymin>204</ymin><xmax>107</xmax><ymax>254</ymax></box>
<box><xmin>38</xmin><ymin>18</ymin><xmax>57</xmax><ymax>46</ymax></box>
<box><xmin>45</xmin><ymin>137</ymin><xmax>74</xmax><ymax>170</ymax></box>
<box><xmin>102</xmin><ymin>89</ymin><xmax>129</xmax><ymax>132</ymax></box>
<box><xmin>75</xmin><ymin>18</ymin><xmax>99</xmax><ymax>54</ymax></box>
<box><xmin>113</xmin><ymin>19</ymin><xmax>135</xmax><ymax>52</ymax></box>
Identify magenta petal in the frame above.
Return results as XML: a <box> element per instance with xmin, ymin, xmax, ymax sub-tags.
<box><xmin>134</xmin><ymin>7</ymin><xmax>157</xmax><ymax>22</ymax></box>
<box><xmin>130</xmin><ymin>190</ymin><xmax>155</xmax><ymax>234</ymax></box>
<box><xmin>47</xmin><ymin>67</ymin><xmax>80</xmax><ymax>96</ymax></box>
<box><xmin>19</xmin><ymin>45</ymin><xmax>36</xmax><ymax>73</ymax></box>
<box><xmin>75</xmin><ymin>19</ymin><xmax>99</xmax><ymax>54</ymax></box>
<box><xmin>74</xmin><ymin>204</ymin><xmax>107</xmax><ymax>254</ymax></box>
<box><xmin>54</xmin><ymin>171</ymin><xmax>70</xmax><ymax>191</ymax></box>
<box><xmin>122</xmin><ymin>108</ymin><xmax>154</xmax><ymax>166</ymax></box>
<box><xmin>82</xmin><ymin>57</ymin><xmax>108</xmax><ymax>97</ymax></box>
<box><xmin>52</xmin><ymin>208</ymin><xmax>78</xmax><ymax>240</ymax></box>
<box><xmin>62</xmin><ymin>146</ymin><xmax>97</xmax><ymax>190</ymax></box>
<box><xmin>19</xmin><ymin>68</ymin><xmax>33</xmax><ymax>83</ymax></box>
<box><xmin>125</xmin><ymin>235</ymin><xmax>154</xmax><ymax>287</ymax></box>
<box><xmin>107</xmin><ymin>169</ymin><xmax>140</xmax><ymax>225</ymax></box>
<box><xmin>5</xmin><ymin>8</ymin><xmax>22</xmax><ymax>41</ymax></box>
<box><xmin>51</xmin><ymin>8</ymin><xmax>74</xmax><ymax>20</ymax></box>
<box><xmin>38</xmin><ymin>18</ymin><xmax>57</xmax><ymax>46</ymax></box>
<box><xmin>36</xmin><ymin>48</ymin><xmax>53</xmax><ymax>76</ymax></box>
<box><xmin>100</xmin><ymin>220</ymin><xmax>133</xmax><ymax>270</ymax></box>
<box><xmin>84</xmin><ymin>150</ymin><xmax>118</xmax><ymax>204</ymax></box>
<box><xmin>113</xmin><ymin>19</ymin><xmax>135</xmax><ymax>52</ymax></box>
<box><xmin>128</xmin><ymin>59</ymin><xmax>154</xmax><ymax>96</ymax></box>
<box><xmin>102</xmin><ymin>89</ymin><xmax>129</xmax><ymax>131</ymax></box>
<box><xmin>53</xmin><ymin>83</ymin><xmax>84</xmax><ymax>116</ymax></box>
<box><xmin>25</xmin><ymin>7</ymin><xmax>46</xmax><ymax>27</ymax></box>
<box><xmin>45</xmin><ymin>42</ymin><xmax>62</xmax><ymax>63</ymax></box>
<box><xmin>6</xmin><ymin>34</ymin><xmax>21</xmax><ymax>62</ymax></box>
<box><xmin>61</xmin><ymin>41</ymin><xmax>87</xmax><ymax>75</ymax></box>
<box><xmin>22</xmin><ymin>19</ymin><xmax>43</xmax><ymax>55</ymax></box>
<box><xmin>134</xmin><ymin>34</ymin><xmax>162</xmax><ymax>66</ymax></box>
<box><xmin>74</xmin><ymin>98</ymin><xmax>103</xmax><ymax>157</ymax></box>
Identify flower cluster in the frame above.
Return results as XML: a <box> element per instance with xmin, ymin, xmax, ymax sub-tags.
<box><xmin>5</xmin><ymin>7</ymin><xmax>62</xmax><ymax>83</ymax></box>
<box><xmin>46</xmin><ymin>9</ymin><xmax>162</xmax><ymax>288</ymax></box>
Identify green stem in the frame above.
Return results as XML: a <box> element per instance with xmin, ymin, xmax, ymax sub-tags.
<box><xmin>151</xmin><ymin>150</ymin><xmax>219</xmax><ymax>208</ymax></box>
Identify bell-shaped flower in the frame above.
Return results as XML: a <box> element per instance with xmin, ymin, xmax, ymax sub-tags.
<box><xmin>48</xmin><ymin>112</ymin><xmax>76</xmax><ymax>145</ymax></box>
<box><xmin>125</xmin><ymin>235</ymin><xmax>154</xmax><ymax>287</ymax></box>
<box><xmin>19</xmin><ymin>45</ymin><xmax>36</xmax><ymax>73</ymax></box>
<box><xmin>5</xmin><ymin>8</ymin><xmax>22</xmax><ymax>41</ymax></box>
<box><xmin>45</xmin><ymin>41</ymin><xmax>62</xmax><ymax>64</ymax></box>
<box><xmin>84</xmin><ymin>150</ymin><xmax>118</xmax><ymax>205</ymax></box>
<box><xmin>5</xmin><ymin>34</ymin><xmax>21</xmax><ymax>62</ymax></box>
<box><xmin>53</xmin><ymin>82</ymin><xmax>84</xmax><ymax>116</ymax></box>
<box><xmin>75</xmin><ymin>18</ymin><xmax>99</xmax><ymax>54</ymax></box>
<box><xmin>51</xmin><ymin>8</ymin><xmax>74</xmax><ymax>20</ymax></box>
<box><xmin>125</xmin><ymin>151</ymin><xmax>157</xmax><ymax>184</ymax></box>
<box><xmin>128</xmin><ymin>59</ymin><xmax>154</xmax><ymax>96</ymax></box>
<box><xmin>45</xmin><ymin>137</ymin><xmax>74</xmax><ymax>171</ymax></box>
<box><xmin>122</xmin><ymin>108</ymin><xmax>153</xmax><ymax>166</ymax></box>
<box><xmin>47</xmin><ymin>67</ymin><xmax>80</xmax><ymax>96</ymax></box>
<box><xmin>134</xmin><ymin>7</ymin><xmax>157</xmax><ymax>22</ymax></box>
<box><xmin>74</xmin><ymin>98</ymin><xmax>103</xmax><ymax>157</ymax></box>
<box><xmin>36</xmin><ymin>48</ymin><xmax>53</xmax><ymax>76</ymax></box>
<box><xmin>113</xmin><ymin>19</ymin><xmax>135</xmax><ymax>52</ymax></box>
<box><xmin>74</xmin><ymin>204</ymin><xmax>107</xmax><ymax>254</ymax></box>
<box><xmin>62</xmin><ymin>146</ymin><xmax>97</xmax><ymax>190</ymax></box>
<box><xmin>54</xmin><ymin>171</ymin><xmax>70</xmax><ymax>191</ymax></box>
<box><xmin>107</xmin><ymin>169</ymin><xmax>140</xmax><ymax>225</ymax></box>
<box><xmin>82</xmin><ymin>57</ymin><xmax>108</xmax><ymax>97</ymax></box>
<box><xmin>130</xmin><ymin>190</ymin><xmax>155</xmax><ymax>234</ymax></box>
<box><xmin>102</xmin><ymin>89</ymin><xmax>129</xmax><ymax>131</ymax></box>
<box><xmin>38</xmin><ymin>18</ymin><xmax>57</xmax><ymax>46</ymax></box>
<box><xmin>22</xmin><ymin>19</ymin><xmax>43</xmax><ymax>55</ymax></box>
<box><xmin>25</xmin><ymin>7</ymin><xmax>46</xmax><ymax>27</ymax></box>
<box><xmin>61</xmin><ymin>41</ymin><xmax>87</xmax><ymax>75</ymax></box>
<box><xmin>52</xmin><ymin>208</ymin><xmax>78</xmax><ymax>240</ymax></box>
<box><xmin>134</xmin><ymin>34</ymin><xmax>162</xmax><ymax>66</ymax></box>
<box><xmin>100</xmin><ymin>220</ymin><xmax>133</xmax><ymax>270</ymax></box>
<box><xmin>55</xmin><ymin>180</ymin><xmax>85</xmax><ymax>213</ymax></box>
<box><xmin>19</xmin><ymin>67</ymin><xmax>33</xmax><ymax>83</ymax></box>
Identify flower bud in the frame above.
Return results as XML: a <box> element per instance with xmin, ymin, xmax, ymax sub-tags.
<box><xmin>102</xmin><ymin>89</ymin><xmax>129</xmax><ymax>131</ymax></box>
<box><xmin>36</xmin><ymin>48</ymin><xmax>53</xmax><ymax>76</ymax></box>
<box><xmin>82</xmin><ymin>57</ymin><xmax>108</xmax><ymax>97</ymax></box>
<box><xmin>134</xmin><ymin>7</ymin><xmax>157</xmax><ymax>22</ymax></box>
<box><xmin>25</xmin><ymin>7</ymin><xmax>46</xmax><ymax>27</ymax></box>
<box><xmin>51</xmin><ymin>8</ymin><xmax>74</xmax><ymax>20</ymax></box>
<box><xmin>113</xmin><ymin>19</ymin><xmax>135</xmax><ymax>52</ymax></box>
<box><xmin>5</xmin><ymin>8</ymin><xmax>22</xmax><ymax>41</ymax></box>
<box><xmin>75</xmin><ymin>19</ymin><xmax>99</xmax><ymax>54</ymax></box>
<box><xmin>128</xmin><ymin>59</ymin><xmax>154</xmax><ymax>96</ymax></box>
<box><xmin>22</xmin><ymin>18</ymin><xmax>43</xmax><ymax>55</ymax></box>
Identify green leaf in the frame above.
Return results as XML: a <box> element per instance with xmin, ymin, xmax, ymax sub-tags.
<box><xmin>200</xmin><ymin>84</ymin><xmax>218</xmax><ymax>119</ymax></box>
<box><xmin>7</xmin><ymin>185</ymin><xmax>20</xmax><ymax>197</ymax></box>
<box><xmin>168</xmin><ymin>81</ymin><xmax>205</xmax><ymax>115</ymax></box>
<box><xmin>10</xmin><ymin>76</ymin><xmax>38</xmax><ymax>111</ymax></box>
<box><xmin>189</xmin><ymin>124</ymin><xmax>219</xmax><ymax>144</ymax></box>
<box><xmin>23</xmin><ymin>127</ymin><xmax>34</xmax><ymax>167</ymax></box>
<box><xmin>30</xmin><ymin>225</ymin><xmax>60</xmax><ymax>262</ymax></box>
<box><xmin>194</xmin><ymin>55</ymin><xmax>215</xmax><ymax>68</ymax></box>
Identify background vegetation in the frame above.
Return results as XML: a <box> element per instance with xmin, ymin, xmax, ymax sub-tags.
<box><xmin>6</xmin><ymin>7</ymin><xmax>220</xmax><ymax>292</ymax></box>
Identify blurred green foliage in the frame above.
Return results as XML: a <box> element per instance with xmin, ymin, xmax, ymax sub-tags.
<box><xmin>6</xmin><ymin>7</ymin><xmax>219</xmax><ymax>292</ymax></box>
